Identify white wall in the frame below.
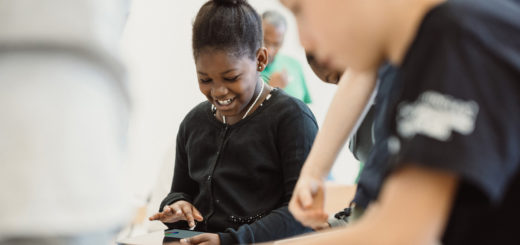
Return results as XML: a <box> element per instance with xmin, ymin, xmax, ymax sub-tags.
<box><xmin>120</xmin><ymin>0</ymin><xmax>360</xmax><ymax>213</ymax></box>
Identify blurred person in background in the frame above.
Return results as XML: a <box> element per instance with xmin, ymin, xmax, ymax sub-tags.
<box><xmin>0</xmin><ymin>0</ymin><xmax>132</xmax><ymax>244</ymax></box>
<box><xmin>261</xmin><ymin>10</ymin><xmax>312</xmax><ymax>104</ymax></box>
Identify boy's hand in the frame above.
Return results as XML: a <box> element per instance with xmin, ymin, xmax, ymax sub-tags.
<box><xmin>289</xmin><ymin>174</ymin><xmax>328</xmax><ymax>229</ymax></box>
<box><xmin>149</xmin><ymin>200</ymin><xmax>203</xmax><ymax>228</ymax></box>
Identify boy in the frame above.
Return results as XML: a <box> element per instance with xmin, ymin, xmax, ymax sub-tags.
<box><xmin>282</xmin><ymin>0</ymin><xmax>520</xmax><ymax>244</ymax></box>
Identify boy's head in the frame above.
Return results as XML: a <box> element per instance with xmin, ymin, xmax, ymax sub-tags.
<box><xmin>193</xmin><ymin>0</ymin><xmax>268</xmax><ymax>118</ymax></box>
<box><xmin>306</xmin><ymin>52</ymin><xmax>343</xmax><ymax>84</ymax></box>
<box><xmin>280</xmin><ymin>0</ymin><xmax>388</xmax><ymax>72</ymax></box>
<box><xmin>262</xmin><ymin>10</ymin><xmax>287</xmax><ymax>65</ymax></box>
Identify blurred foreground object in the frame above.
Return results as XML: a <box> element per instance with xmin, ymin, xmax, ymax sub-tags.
<box><xmin>0</xmin><ymin>0</ymin><xmax>132</xmax><ymax>244</ymax></box>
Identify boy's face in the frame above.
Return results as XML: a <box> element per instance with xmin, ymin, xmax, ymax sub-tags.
<box><xmin>306</xmin><ymin>52</ymin><xmax>343</xmax><ymax>84</ymax></box>
<box><xmin>281</xmin><ymin>0</ymin><xmax>385</xmax><ymax>72</ymax></box>
<box><xmin>196</xmin><ymin>49</ymin><xmax>266</xmax><ymax>117</ymax></box>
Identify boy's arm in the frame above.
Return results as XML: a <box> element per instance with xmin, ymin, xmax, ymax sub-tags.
<box><xmin>281</xmin><ymin>165</ymin><xmax>458</xmax><ymax>245</ymax></box>
<box><xmin>289</xmin><ymin>69</ymin><xmax>378</xmax><ymax>227</ymax></box>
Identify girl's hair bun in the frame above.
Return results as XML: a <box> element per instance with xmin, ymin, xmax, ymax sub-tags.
<box><xmin>193</xmin><ymin>0</ymin><xmax>262</xmax><ymax>59</ymax></box>
<box><xmin>213</xmin><ymin>0</ymin><xmax>246</xmax><ymax>6</ymax></box>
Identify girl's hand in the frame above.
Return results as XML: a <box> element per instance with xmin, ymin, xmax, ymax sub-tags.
<box><xmin>180</xmin><ymin>233</ymin><xmax>220</xmax><ymax>245</ymax></box>
<box><xmin>288</xmin><ymin>174</ymin><xmax>328</xmax><ymax>229</ymax></box>
<box><xmin>148</xmin><ymin>200</ymin><xmax>204</xmax><ymax>228</ymax></box>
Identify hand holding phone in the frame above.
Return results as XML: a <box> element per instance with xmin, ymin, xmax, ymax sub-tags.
<box><xmin>149</xmin><ymin>200</ymin><xmax>204</xmax><ymax>228</ymax></box>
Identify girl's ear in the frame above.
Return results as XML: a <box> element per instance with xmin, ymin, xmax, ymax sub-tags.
<box><xmin>256</xmin><ymin>47</ymin><xmax>268</xmax><ymax>72</ymax></box>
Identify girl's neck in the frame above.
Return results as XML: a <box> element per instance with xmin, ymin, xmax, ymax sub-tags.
<box><xmin>384</xmin><ymin>0</ymin><xmax>445</xmax><ymax>66</ymax></box>
<box><xmin>218</xmin><ymin>81</ymin><xmax>271</xmax><ymax>125</ymax></box>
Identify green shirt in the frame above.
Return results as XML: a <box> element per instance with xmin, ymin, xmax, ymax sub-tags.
<box><xmin>261</xmin><ymin>54</ymin><xmax>312</xmax><ymax>104</ymax></box>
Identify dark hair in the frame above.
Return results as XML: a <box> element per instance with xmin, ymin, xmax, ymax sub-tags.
<box><xmin>192</xmin><ymin>0</ymin><xmax>263</xmax><ymax>60</ymax></box>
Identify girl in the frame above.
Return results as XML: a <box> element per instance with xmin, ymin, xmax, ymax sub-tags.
<box><xmin>282</xmin><ymin>0</ymin><xmax>520</xmax><ymax>244</ymax></box>
<box><xmin>149</xmin><ymin>0</ymin><xmax>317</xmax><ymax>244</ymax></box>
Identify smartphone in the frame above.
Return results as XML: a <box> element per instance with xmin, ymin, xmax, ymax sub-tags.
<box><xmin>163</xmin><ymin>229</ymin><xmax>206</xmax><ymax>242</ymax></box>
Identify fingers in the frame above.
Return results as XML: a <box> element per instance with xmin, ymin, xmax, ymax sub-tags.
<box><xmin>295</xmin><ymin>178</ymin><xmax>320</xmax><ymax>209</ymax></box>
<box><xmin>149</xmin><ymin>205</ymin><xmax>173</xmax><ymax>221</ymax></box>
<box><xmin>299</xmin><ymin>183</ymin><xmax>315</xmax><ymax>208</ymax></box>
<box><xmin>289</xmin><ymin>183</ymin><xmax>311</xmax><ymax>219</ymax></box>
<box><xmin>148</xmin><ymin>212</ymin><xmax>161</xmax><ymax>221</ymax></box>
<box><xmin>289</xmin><ymin>177</ymin><xmax>328</xmax><ymax>227</ymax></box>
<box><xmin>161</xmin><ymin>205</ymin><xmax>178</xmax><ymax>222</ymax></box>
<box><xmin>298</xmin><ymin>210</ymin><xmax>329</xmax><ymax>228</ymax></box>
<box><xmin>288</xmin><ymin>195</ymin><xmax>302</xmax><ymax>217</ymax></box>
<box><xmin>180</xmin><ymin>234</ymin><xmax>209</xmax><ymax>245</ymax></box>
<box><xmin>309</xmin><ymin>180</ymin><xmax>326</xmax><ymax>210</ymax></box>
<box><xmin>169</xmin><ymin>204</ymin><xmax>183</xmax><ymax>216</ymax></box>
<box><xmin>311</xmin><ymin>221</ymin><xmax>331</xmax><ymax>231</ymax></box>
<box><xmin>192</xmin><ymin>206</ymin><xmax>204</xmax><ymax>222</ymax></box>
<box><xmin>181</xmin><ymin>205</ymin><xmax>196</xmax><ymax>228</ymax></box>
<box><xmin>290</xmin><ymin>203</ymin><xmax>328</xmax><ymax>227</ymax></box>
<box><xmin>164</xmin><ymin>206</ymin><xmax>175</xmax><ymax>216</ymax></box>
<box><xmin>149</xmin><ymin>201</ymin><xmax>204</xmax><ymax>225</ymax></box>
<box><xmin>149</xmin><ymin>204</ymin><xmax>183</xmax><ymax>223</ymax></box>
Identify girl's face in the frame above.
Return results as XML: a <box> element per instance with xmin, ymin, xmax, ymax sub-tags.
<box><xmin>196</xmin><ymin>48</ymin><xmax>268</xmax><ymax>118</ymax></box>
<box><xmin>281</xmin><ymin>0</ymin><xmax>386</xmax><ymax>72</ymax></box>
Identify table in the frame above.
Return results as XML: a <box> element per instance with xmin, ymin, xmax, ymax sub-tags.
<box><xmin>118</xmin><ymin>184</ymin><xmax>356</xmax><ymax>245</ymax></box>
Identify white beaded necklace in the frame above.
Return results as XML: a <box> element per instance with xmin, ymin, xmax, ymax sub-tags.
<box><xmin>221</xmin><ymin>81</ymin><xmax>265</xmax><ymax>125</ymax></box>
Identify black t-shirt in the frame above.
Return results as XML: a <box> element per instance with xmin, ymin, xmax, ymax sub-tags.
<box><xmin>159</xmin><ymin>89</ymin><xmax>316</xmax><ymax>244</ymax></box>
<box><xmin>381</xmin><ymin>0</ymin><xmax>520</xmax><ymax>244</ymax></box>
<box><xmin>353</xmin><ymin>64</ymin><xmax>400</xmax><ymax>208</ymax></box>
<box><xmin>348</xmin><ymin>105</ymin><xmax>375</xmax><ymax>163</ymax></box>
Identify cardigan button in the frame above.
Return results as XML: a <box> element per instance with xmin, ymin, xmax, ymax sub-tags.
<box><xmin>207</xmin><ymin>175</ymin><xmax>212</xmax><ymax>181</ymax></box>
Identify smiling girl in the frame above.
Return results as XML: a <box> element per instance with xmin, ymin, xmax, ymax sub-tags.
<box><xmin>148</xmin><ymin>0</ymin><xmax>317</xmax><ymax>244</ymax></box>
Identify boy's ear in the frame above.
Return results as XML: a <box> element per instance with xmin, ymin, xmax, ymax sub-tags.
<box><xmin>256</xmin><ymin>47</ymin><xmax>269</xmax><ymax>71</ymax></box>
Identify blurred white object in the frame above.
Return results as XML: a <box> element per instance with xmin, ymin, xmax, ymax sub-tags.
<box><xmin>0</xmin><ymin>0</ymin><xmax>132</xmax><ymax>242</ymax></box>
<box><xmin>0</xmin><ymin>0</ymin><xmax>128</xmax><ymax>54</ymax></box>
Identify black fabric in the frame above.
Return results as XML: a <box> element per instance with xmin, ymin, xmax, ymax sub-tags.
<box><xmin>382</xmin><ymin>0</ymin><xmax>520</xmax><ymax>244</ymax></box>
<box><xmin>159</xmin><ymin>89</ymin><xmax>316</xmax><ymax>244</ymax></box>
<box><xmin>348</xmin><ymin>105</ymin><xmax>375</xmax><ymax>163</ymax></box>
<box><xmin>353</xmin><ymin>64</ymin><xmax>400</xmax><ymax>208</ymax></box>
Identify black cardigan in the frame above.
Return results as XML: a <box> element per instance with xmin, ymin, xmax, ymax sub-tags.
<box><xmin>159</xmin><ymin>89</ymin><xmax>317</xmax><ymax>244</ymax></box>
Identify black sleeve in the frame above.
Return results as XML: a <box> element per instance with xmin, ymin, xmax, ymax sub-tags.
<box><xmin>276</xmin><ymin>107</ymin><xmax>318</xmax><ymax>205</ymax></box>
<box><xmin>218</xmin><ymin>104</ymin><xmax>318</xmax><ymax>244</ymax></box>
<box><xmin>159</xmin><ymin>122</ymin><xmax>199</xmax><ymax>212</ymax></box>
<box><xmin>387</xmin><ymin>19</ymin><xmax>520</xmax><ymax>203</ymax></box>
<box><xmin>218</xmin><ymin>207</ymin><xmax>311</xmax><ymax>244</ymax></box>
